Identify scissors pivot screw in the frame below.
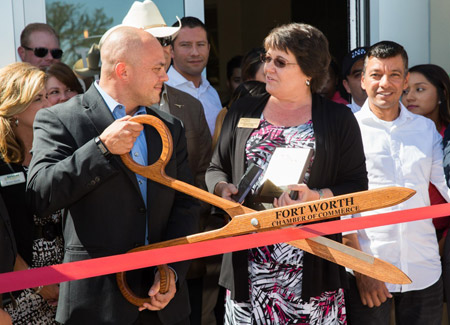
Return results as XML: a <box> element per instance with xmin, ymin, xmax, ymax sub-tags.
<box><xmin>251</xmin><ymin>218</ymin><xmax>259</xmax><ymax>227</ymax></box>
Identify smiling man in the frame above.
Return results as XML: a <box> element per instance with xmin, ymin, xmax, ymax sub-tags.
<box><xmin>166</xmin><ymin>17</ymin><xmax>222</xmax><ymax>136</ymax></box>
<box><xmin>344</xmin><ymin>40</ymin><xmax>450</xmax><ymax>325</ymax></box>
<box><xmin>27</xmin><ymin>26</ymin><xmax>199</xmax><ymax>324</ymax></box>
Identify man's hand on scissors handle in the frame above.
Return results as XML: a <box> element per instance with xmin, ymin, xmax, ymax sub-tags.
<box><xmin>355</xmin><ymin>272</ymin><xmax>392</xmax><ymax>307</ymax></box>
<box><xmin>99</xmin><ymin>116</ymin><xmax>144</xmax><ymax>155</ymax></box>
<box><xmin>138</xmin><ymin>268</ymin><xmax>177</xmax><ymax>311</ymax></box>
<box><xmin>214</xmin><ymin>181</ymin><xmax>238</xmax><ymax>201</ymax></box>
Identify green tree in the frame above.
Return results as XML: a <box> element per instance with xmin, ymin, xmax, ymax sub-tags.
<box><xmin>47</xmin><ymin>1</ymin><xmax>113</xmax><ymax>66</ymax></box>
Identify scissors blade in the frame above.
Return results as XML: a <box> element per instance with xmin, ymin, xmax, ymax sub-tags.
<box><xmin>289</xmin><ymin>237</ymin><xmax>411</xmax><ymax>284</ymax></box>
<box><xmin>126</xmin><ymin>186</ymin><xmax>415</xmax><ymax>250</ymax></box>
<box><xmin>219</xmin><ymin>186</ymin><xmax>415</xmax><ymax>236</ymax></box>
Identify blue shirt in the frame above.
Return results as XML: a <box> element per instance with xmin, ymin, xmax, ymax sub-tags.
<box><xmin>94</xmin><ymin>82</ymin><xmax>149</xmax><ymax>241</ymax></box>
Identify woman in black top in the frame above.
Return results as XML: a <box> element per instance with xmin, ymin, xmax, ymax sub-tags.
<box><xmin>206</xmin><ymin>23</ymin><xmax>367</xmax><ymax>324</ymax></box>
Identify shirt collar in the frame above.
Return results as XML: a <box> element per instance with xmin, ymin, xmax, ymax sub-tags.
<box><xmin>94</xmin><ymin>81</ymin><xmax>146</xmax><ymax>116</ymax></box>
<box><xmin>160</xmin><ymin>85</ymin><xmax>169</xmax><ymax>107</ymax></box>
<box><xmin>167</xmin><ymin>66</ymin><xmax>210</xmax><ymax>90</ymax></box>
<box><xmin>94</xmin><ymin>81</ymin><xmax>122</xmax><ymax>114</ymax></box>
<box><xmin>150</xmin><ymin>84</ymin><xmax>169</xmax><ymax>111</ymax></box>
<box><xmin>358</xmin><ymin>99</ymin><xmax>414</xmax><ymax>125</ymax></box>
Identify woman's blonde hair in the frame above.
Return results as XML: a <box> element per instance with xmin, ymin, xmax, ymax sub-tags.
<box><xmin>0</xmin><ymin>62</ymin><xmax>46</xmax><ymax>163</ymax></box>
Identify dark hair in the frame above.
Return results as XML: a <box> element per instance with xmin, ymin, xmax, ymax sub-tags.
<box><xmin>409</xmin><ymin>64</ymin><xmax>450</xmax><ymax>125</ymax></box>
<box><xmin>229</xmin><ymin>80</ymin><xmax>267</xmax><ymax>108</ymax></box>
<box><xmin>227</xmin><ymin>55</ymin><xmax>243</xmax><ymax>80</ymax></box>
<box><xmin>20</xmin><ymin>23</ymin><xmax>60</xmax><ymax>47</ymax></box>
<box><xmin>364</xmin><ymin>40</ymin><xmax>408</xmax><ymax>75</ymax></box>
<box><xmin>172</xmin><ymin>17</ymin><xmax>208</xmax><ymax>41</ymax></box>
<box><xmin>241</xmin><ymin>47</ymin><xmax>265</xmax><ymax>82</ymax></box>
<box><xmin>264</xmin><ymin>23</ymin><xmax>331</xmax><ymax>93</ymax></box>
<box><xmin>45</xmin><ymin>62</ymin><xmax>84</xmax><ymax>95</ymax></box>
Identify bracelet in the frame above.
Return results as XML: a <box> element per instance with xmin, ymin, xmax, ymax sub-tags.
<box><xmin>34</xmin><ymin>285</ymin><xmax>43</xmax><ymax>294</ymax></box>
<box><xmin>314</xmin><ymin>188</ymin><xmax>324</xmax><ymax>199</ymax></box>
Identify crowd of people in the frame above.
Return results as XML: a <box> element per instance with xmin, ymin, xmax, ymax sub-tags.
<box><xmin>1</xmin><ymin>0</ymin><xmax>450</xmax><ymax>324</ymax></box>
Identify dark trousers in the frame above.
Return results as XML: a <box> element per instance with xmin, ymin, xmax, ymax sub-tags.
<box><xmin>346</xmin><ymin>273</ymin><xmax>443</xmax><ymax>325</ymax></box>
<box><xmin>134</xmin><ymin>310</ymin><xmax>189</xmax><ymax>325</ymax></box>
<box><xmin>443</xmin><ymin>234</ymin><xmax>450</xmax><ymax>319</ymax></box>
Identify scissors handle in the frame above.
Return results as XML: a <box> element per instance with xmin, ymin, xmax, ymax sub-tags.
<box><xmin>120</xmin><ymin>115</ymin><xmax>252</xmax><ymax>218</ymax></box>
<box><xmin>116</xmin><ymin>264</ymin><xmax>170</xmax><ymax>306</ymax></box>
<box><xmin>118</xmin><ymin>115</ymin><xmax>251</xmax><ymax>306</ymax></box>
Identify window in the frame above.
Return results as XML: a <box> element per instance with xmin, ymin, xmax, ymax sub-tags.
<box><xmin>45</xmin><ymin>0</ymin><xmax>184</xmax><ymax>66</ymax></box>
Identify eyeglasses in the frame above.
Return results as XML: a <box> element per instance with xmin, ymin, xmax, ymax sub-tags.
<box><xmin>260</xmin><ymin>54</ymin><xmax>298</xmax><ymax>68</ymax></box>
<box><xmin>22</xmin><ymin>45</ymin><xmax>63</xmax><ymax>59</ymax></box>
<box><xmin>157</xmin><ymin>37</ymin><xmax>172</xmax><ymax>47</ymax></box>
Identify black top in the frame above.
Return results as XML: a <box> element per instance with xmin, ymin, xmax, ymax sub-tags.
<box><xmin>206</xmin><ymin>93</ymin><xmax>368</xmax><ymax>300</ymax></box>
<box><xmin>0</xmin><ymin>161</ymin><xmax>33</xmax><ymax>265</ymax></box>
<box><xmin>0</xmin><ymin>191</ymin><xmax>16</xmax><ymax>274</ymax></box>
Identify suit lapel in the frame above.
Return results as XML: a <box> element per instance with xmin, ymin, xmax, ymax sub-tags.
<box><xmin>166</xmin><ymin>85</ymin><xmax>185</xmax><ymax>114</ymax></box>
<box><xmin>83</xmin><ymin>85</ymin><xmax>142</xmax><ymax>196</ymax></box>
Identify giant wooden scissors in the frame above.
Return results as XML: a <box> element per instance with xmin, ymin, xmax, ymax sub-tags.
<box><xmin>117</xmin><ymin>115</ymin><xmax>415</xmax><ymax>306</ymax></box>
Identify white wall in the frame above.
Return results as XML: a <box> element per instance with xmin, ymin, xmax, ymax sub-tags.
<box><xmin>430</xmin><ymin>0</ymin><xmax>450</xmax><ymax>73</ymax></box>
<box><xmin>369</xmin><ymin>0</ymin><xmax>430</xmax><ymax>68</ymax></box>
<box><xmin>184</xmin><ymin>0</ymin><xmax>204</xmax><ymax>21</ymax></box>
<box><xmin>0</xmin><ymin>0</ymin><xmax>18</xmax><ymax>67</ymax></box>
<box><xmin>0</xmin><ymin>0</ymin><xmax>46</xmax><ymax>68</ymax></box>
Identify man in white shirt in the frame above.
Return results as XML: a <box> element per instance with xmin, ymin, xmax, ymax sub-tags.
<box><xmin>345</xmin><ymin>40</ymin><xmax>450</xmax><ymax>325</ymax></box>
<box><xmin>166</xmin><ymin>17</ymin><xmax>222</xmax><ymax>136</ymax></box>
<box><xmin>341</xmin><ymin>47</ymin><xmax>368</xmax><ymax>113</ymax></box>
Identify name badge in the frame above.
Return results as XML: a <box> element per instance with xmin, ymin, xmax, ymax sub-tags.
<box><xmin>0</xmin><ymin>172</ymin><xmax>26</xmax><ymax>187</ymax></box>
<box><xmin>237</xmin><ymin>118</ymin><xmax>260</xmax><ymax>129</ymax></box>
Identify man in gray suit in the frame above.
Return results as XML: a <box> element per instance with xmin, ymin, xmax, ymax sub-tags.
<box><xmin>27</xmin><ymin>26</ymin><xmax>199</xmax><ymax>324</ymax></box>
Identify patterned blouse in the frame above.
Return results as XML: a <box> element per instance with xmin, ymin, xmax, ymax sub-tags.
<box><xmin>224</xmin><ymin>116</ymin><xmax>346</xmax><ymax>325</ymax></box>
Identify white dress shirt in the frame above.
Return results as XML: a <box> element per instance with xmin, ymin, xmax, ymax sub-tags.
<box><xmin>354</xmin><ymin>100</ymin><xmax>450</xmax><ymax>292</ymax></box>
<box><xmin>166</xmin><ymin>66</ymin><xmax>222</xmax><ymax>136</ymax></box>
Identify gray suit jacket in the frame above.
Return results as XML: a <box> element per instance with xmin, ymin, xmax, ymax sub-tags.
<box><xmin>27</xmin><ymin>85</ymin><xmax>200</xmax><ymax>324</ymax></box>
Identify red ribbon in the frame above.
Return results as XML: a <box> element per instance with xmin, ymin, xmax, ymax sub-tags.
<box><xmin>0</xmin><ymin>203</ymin><xmax>449</xmax><ymax>294</ymax></box>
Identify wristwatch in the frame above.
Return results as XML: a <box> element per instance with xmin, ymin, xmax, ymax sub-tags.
<box><xmin>94</xmin><ymin>136</ymin><xmax>111</xmax><ymax>157</ymax></box>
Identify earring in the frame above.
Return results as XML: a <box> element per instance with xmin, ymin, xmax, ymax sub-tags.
<box><xmin>14</xmin><ymin>118</ymin><xmax>19</xmax><ymax>127</ymax></box>
<box><xmin>439</xmin><ymin>101</ymin><xmax>442</xmax><ymax>105</ymax></box>
<box><xmin>306</xmin><ymin>79</ymin><xmax>311</xmax><ymax>86</ymax></box>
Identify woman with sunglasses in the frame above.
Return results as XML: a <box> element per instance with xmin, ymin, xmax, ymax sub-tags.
<box><xmin>0</xmin><ymin>62</ymin><xmax>63</xmax><ymax>324</ymax></box>
<box><xmin>45</xmin><ymin>62</ymin><xmax>84</xmax><ymax>106</ymax></box>
<box><xmin>206</xmin><ymin>23</ymin><xmax>367</xmax><ymax>324</ymax></box>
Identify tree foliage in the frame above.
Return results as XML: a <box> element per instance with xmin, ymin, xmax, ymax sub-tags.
<box><xmin>47</xmin><ymin>1</ymin><xmax>113</xmax><ymax>66</ymax></box>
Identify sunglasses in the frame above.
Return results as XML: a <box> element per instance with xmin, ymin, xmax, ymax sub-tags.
<box><xmin>260</xmin><ymin>54</ymin><xmax>298</xmax><ymax>69</ymax></box>
<box><xmin>157</xmin><ymin>37</ymin><xmax>172</xmax><ymax>47</ymax></box>
<box><xmin>22</xmin><ymin>45</ymin><xmax>63</xmax><ymax>59</ymax></box>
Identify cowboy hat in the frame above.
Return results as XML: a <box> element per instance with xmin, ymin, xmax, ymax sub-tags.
<box><xmin>73</xmin><ymin>43</ymin><xmax>101</xmax><ymax>78</ymax></box>
<box><xmin>99</xmin><ymin>0</ymin><xmax>181</xmax><ymax>46</ymax></box>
